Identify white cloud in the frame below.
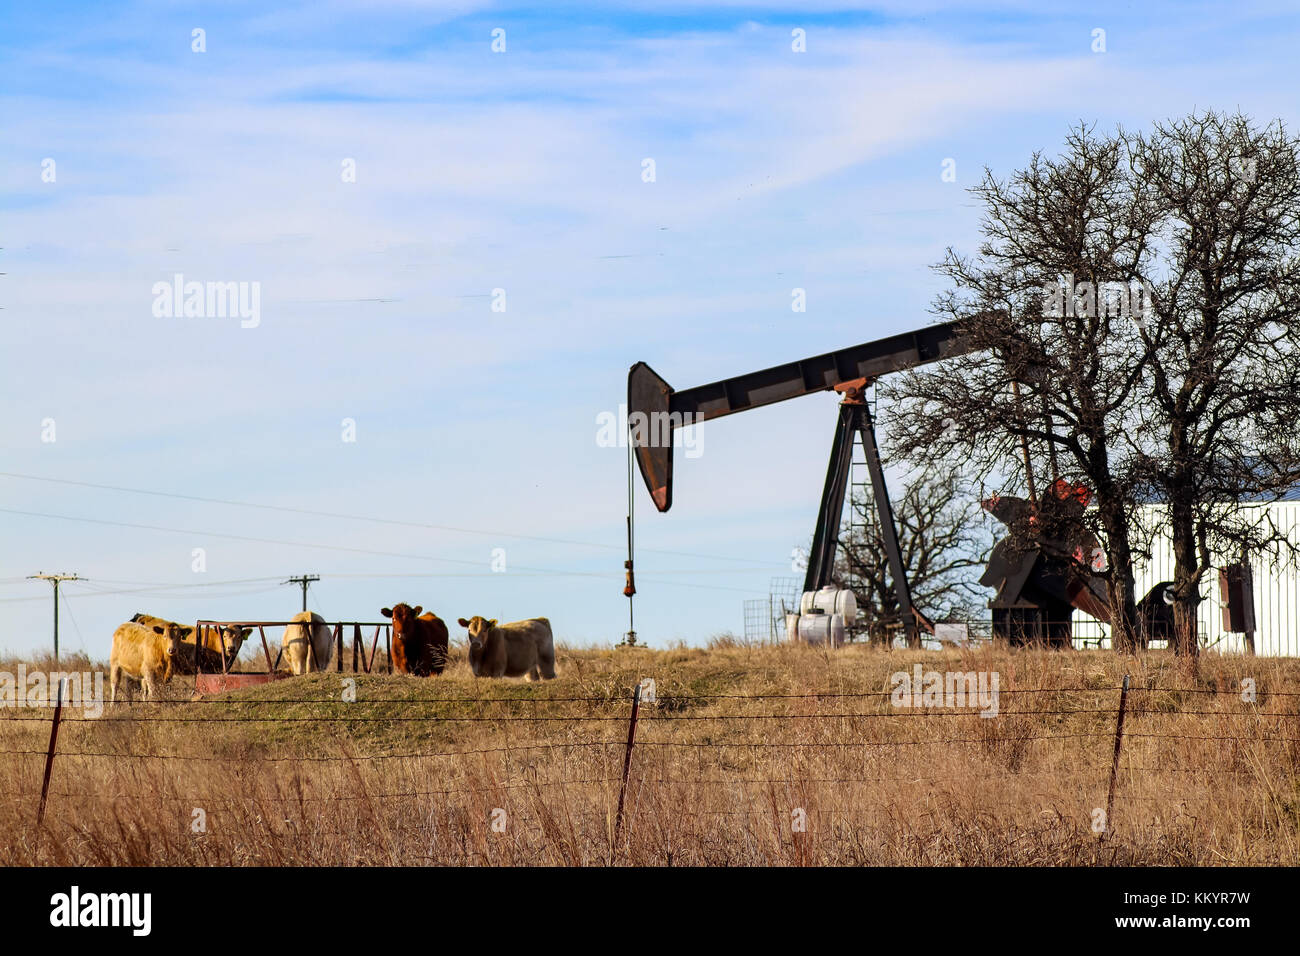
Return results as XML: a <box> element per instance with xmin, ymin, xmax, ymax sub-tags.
<box><xmin>3</xmin><ymin>5</ymin><xmax>1299</xmax><ymax>652</ymax></box>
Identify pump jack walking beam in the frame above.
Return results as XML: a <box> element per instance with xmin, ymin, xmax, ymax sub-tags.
<box><xmin>628</xmin><ymin>322</ymin><xmax>970</xmax><ymax>513</ymax></box>
<box><xmin>628</xmin><ymin>319</ymin><xmax>981</xmax><ymax>643</ymax></box>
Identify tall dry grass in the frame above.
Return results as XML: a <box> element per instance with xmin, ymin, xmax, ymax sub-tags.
<box><xmin>1</xmin><ymin>642</ymin><xmax>1298</xmax><ymax>865</ymax></box>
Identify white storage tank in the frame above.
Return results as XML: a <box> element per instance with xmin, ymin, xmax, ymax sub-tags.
<box><xmin>799</xmin><ymin>586</ymin><xmax>857</xmax><ymax>625</ymax></box>
<box><xmin>790</xmin><ymin>610</ymin><xmax>846</xmax><ymax>647</ymax></box>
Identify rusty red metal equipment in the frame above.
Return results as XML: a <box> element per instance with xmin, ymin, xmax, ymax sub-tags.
<box><xmin>979</xmin><ymin>482</ymin><xmax>1110</xmax><ymax>646</ymax></box>
<box><xmin>190</xmin><ymin>619</ymin><xmax>393</xmax><ymax>696</ymax></box>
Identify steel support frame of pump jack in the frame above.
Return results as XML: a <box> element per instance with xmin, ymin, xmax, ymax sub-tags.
<box><xmin>804</xmin><ymin>378</ymin><xmax>918</xmax><ymax>646</ymax></box>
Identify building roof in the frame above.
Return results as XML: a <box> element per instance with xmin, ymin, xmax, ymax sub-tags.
<box><xmin>1135</xmin><ymin>482</ymin><xmax>1300</xmax><ymax>505</ymax></box>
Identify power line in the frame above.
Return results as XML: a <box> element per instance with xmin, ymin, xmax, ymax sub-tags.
<box><xmin>0</xmin><ymin>573</ymin><xmax>763</xmax><ymax>603</ymax></box>
<box><xmin>0</xmin><ymin>566</ymin><xmax>787</xmax><ymax>594</ymax></box>
<box><xmin>56</xmin><ymin>586</ymin><xmax>87</xmax><ymax>654</ymax></box>
<box><xmin>59</xmin><ymin>575</ymin><xmax>284</xmax><ymax>589</ymax></box>
<box><xmin>0</xmin><ymin>580</ymin><xmax>285</xmax><ymax>604</ymax></box>
<box><xmin>0</xmin><ymin>471</ymin><xmax>783</xmax><ymax>567</ymax></box>
<box><xmin>0</xmin><ymin>509</ymin><xmax>770</xmax><ymax>596</ymax></box>
<box><xmin>0</xmin><ymin>507</ymin><xmax>567</xmax><ymax>571</ymax></box>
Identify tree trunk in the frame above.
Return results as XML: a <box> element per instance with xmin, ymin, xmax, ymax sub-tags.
<box><xmin>1092</xmin><ymin>461</ymin><xmax>1140</xmax><ymax>654</ymax></box>
<box><xmin>1168</xmin><ymin>496</ymin><xmax>1202</xmax><ymax>657</ymax></box>
<box><xmin>1100</xmin><ymin>507</ymin><xmax>1140</xmax><ymax>653</ymax></box>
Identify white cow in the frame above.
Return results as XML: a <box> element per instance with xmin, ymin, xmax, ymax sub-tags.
<box><xmin>456</xmin><ymin>616</ymin><xmax>556</xmax><ymax>680</ymax></box>
<box><xmin>280</xmin><ymin>611</ymin><xmax>333</xmax><ymax>675</ymax></box>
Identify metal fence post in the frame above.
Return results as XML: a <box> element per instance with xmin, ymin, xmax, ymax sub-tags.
<box><xmin>612</xmin><ymin>682</ymin><xmax>643</xmax><ymax>857</ymax></box>
<box><xmin>37</xmin><ymin>678</ymin><xmax>66</xmax><ymax>831</ymax></box>
<box><xmin>1105</xmin><ymin>673</ymin><xmax>1131</xmax><ymax>833</ymax></box>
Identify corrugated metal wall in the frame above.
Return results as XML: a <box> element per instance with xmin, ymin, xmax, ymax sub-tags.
<box><xmin>1074</xmin><ymin>503</ymin><xmax>1300</xmax><ymax>656</ymax></box>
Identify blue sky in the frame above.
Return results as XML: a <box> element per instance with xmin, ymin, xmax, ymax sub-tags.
<box><xmin>2</xmin><ymin>1</ymin><xmax>1299</xmax><ymax>657</ymax></box>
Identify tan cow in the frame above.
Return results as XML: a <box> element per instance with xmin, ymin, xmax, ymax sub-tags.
<box><xmin>110</xmin><ymin>621</ymin><xmax>185</xmax><ymax>704</ymax></box>
<box><xmin>281</xmin><ymin>611</ymin><xmax>333</xmax><ymax>675</ymax></box>
<box><xmin>131</xmin><ymin>613</ymin><xmax>194</xmax><ymax>640</ymax></box>
<box><xmin>456</xmin><ymin>616</ymin><xmax>556</xmax><ymax>680</ymax></box>
<box><xmin>132</xmin><ymin>614</ymin><xmax>250</xmax><ymax>672</ymax></box>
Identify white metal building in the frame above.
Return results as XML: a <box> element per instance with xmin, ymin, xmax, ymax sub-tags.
<box><xmin>1075</xmin><ymin>495</ymin><xmax>1300</xmax><ymax>656</ymax></box>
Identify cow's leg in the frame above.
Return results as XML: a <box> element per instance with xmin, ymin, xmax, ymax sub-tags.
<box><xmin>141</xmin><ymin>670</ymin><xmax>154</xmax><ymax>702</ymax></box>
<box><xmin>110</xmin><ymin>665</ymin><xmax>120</xmax><ymax>705</ymax></box>
<box><xmin>537</xmin><ymin>645</ymin><xmax>557</xmax><ymax>680</ymax></box>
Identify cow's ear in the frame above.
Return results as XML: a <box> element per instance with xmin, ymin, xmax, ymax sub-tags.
<box><xmin>489</xmin><ymin>619</ymin><xmax>498</xmax><ymax>628</ymax></box>
<box><xmin>457</xmin><ymin>618</ymin><xmax>470</xmax><ymax>628</ymax></box>
<box><xmin>153</xmin><ymin>626</ymin><xmax>165</xmax><ymax>634</ymax></box>
<box><xmin>412</xmin><ymin>606</ymin><xmax>422</xmax><ymax>616</ymax></box>
<box><xmin>381</xmin><ymin>607</ymin><xmax>393</xmax><ymax>618</ymax></box>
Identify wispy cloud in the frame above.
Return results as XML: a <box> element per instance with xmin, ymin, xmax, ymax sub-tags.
<box><xmin>2</xmin><ymin>2</ymin><xmax>1298</xmax><ymax>652</ymax></box>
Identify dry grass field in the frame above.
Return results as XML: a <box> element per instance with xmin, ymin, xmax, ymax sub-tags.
<box><xmin>2</xmin><ymin>639</ymin><xmax>1298</xmax><ymax>866</ymax></box>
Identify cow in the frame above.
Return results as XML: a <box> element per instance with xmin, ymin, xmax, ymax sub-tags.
<box><xmin>456</xmin><ymin>616</ymin><xmax>556</xmax><ymax>680</ymax></box>
<box><xmin>281</xmin><ymin>611</ymin><xmax>333</xmax><ymax>675</ymax></box>
<box><xmin>110</xmin><ymin>621</ymin><xmax>185</xmax><ymax>704</ymax></box>
<box><xmin>380</xmin><ymin>604</ymin><xmax>449</xmax><ymax>676</ymax></box>
<box><xmin>132</xmin><ymin>613</ymin><xmax>250</xmax><ymax>672</ymax></box>
<box><xmin>130</xmin><ymin>613</ymin><xmax>194</xmax><ymax>640</ymax></box>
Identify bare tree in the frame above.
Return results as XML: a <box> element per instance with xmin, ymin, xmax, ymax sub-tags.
<box><xmin>834</xmin><ymin>463</ymin><xmax>991</xmax><ymax>646</ymax></box>
<box><xmin>1127</xmin><ymin>112</ymin><xmax>1300</xmax><ymax>655</ymax></box>
<box><xmin>884</xmin><ymin>123</ymin><xmax>1156</xmax><ymax>651</ymax></box>
<box><xmin>886</xmin><ymin>112</ymin><xmax>1300</xmax><ymax>657</ymax></box>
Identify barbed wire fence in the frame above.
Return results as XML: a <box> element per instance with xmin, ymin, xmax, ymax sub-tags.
<box><xmin>2</xmin><ymin>679</ymin><xmax>1296</xmax><ymax>861</ymax></box>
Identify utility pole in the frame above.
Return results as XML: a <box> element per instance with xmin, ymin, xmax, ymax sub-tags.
<box><xmin>282</xmin><ymin>574</ymin><xmax>319</xmax><ymax>612</ymax></box>
<box><xmin>27</xmin><ymin>572</ymin><xmax>80</xmax><ymax>667</ymax></box>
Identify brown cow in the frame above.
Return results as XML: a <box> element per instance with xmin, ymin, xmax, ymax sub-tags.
<box><xmin>380</xmin><ymin>604</ymin><xmax>448</xmax><ymax>676</ymax></box>
<box><xmin>110</xmin><ymin>621</ymin><xmax>185</xmax><ymax>703</ymax></box>
<box><xmin>456</xmin><ymin>616</ymin><xmax>556</xmax><ymax>680</ymax></box>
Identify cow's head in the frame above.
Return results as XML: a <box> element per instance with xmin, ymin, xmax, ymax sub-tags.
<box><xmin>155</xmin><ymin>623</ymin><xmax>185</xmax><ymax>656</ymax></box>
<box><xmin>457</xmin><ymin>616</ymin><xmax>497</xmax><ymax>666</ymax></box>
<box><xmin>220</xmin><ymin>626</ymin><xmax>252</xmax><ymax>661</ymax></box>
<box><xmin>381</xmin><ymin>604</ymin><xmax>423</xmax><ymax>637</ymax></box>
